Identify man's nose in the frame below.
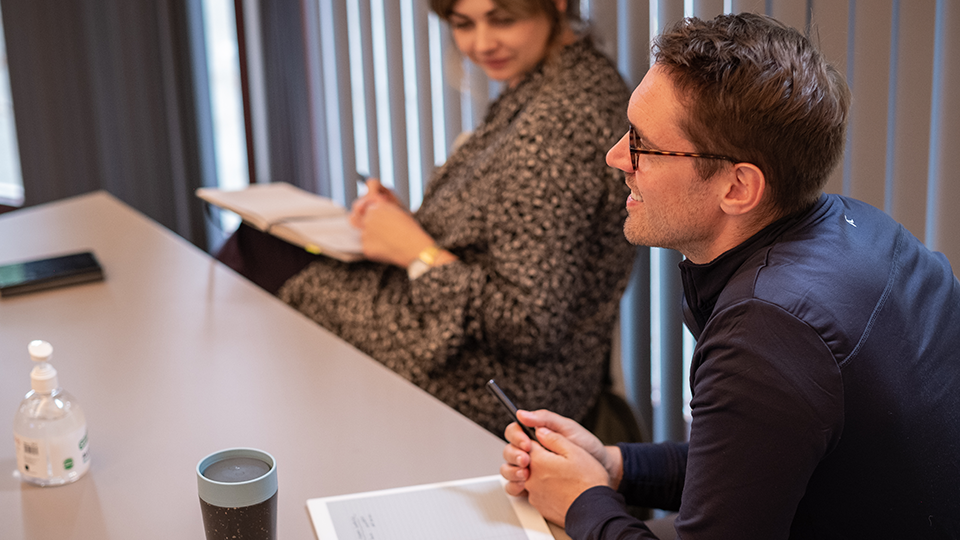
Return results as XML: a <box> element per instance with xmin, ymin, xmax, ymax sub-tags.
<box><xmin>607</xmin><ymin>132</ymin><xmax>632</xmax><ymax>172</ymax></box>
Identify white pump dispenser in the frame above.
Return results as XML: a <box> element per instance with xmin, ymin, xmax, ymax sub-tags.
<box><xmin>29</xmin><ymin>339</ymin><xmax>59</xmax><ymax>393</ymax></box>
<box><xmin>13</xmin><ymin>340</ymin><xmax>91</xmax><ymax>486</ymax></box>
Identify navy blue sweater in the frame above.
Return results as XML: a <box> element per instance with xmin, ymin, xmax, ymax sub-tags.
<box><xmin>566</xmin><ymin>195</ymin><xmax>960</xmax><ymax>539</ymax></box>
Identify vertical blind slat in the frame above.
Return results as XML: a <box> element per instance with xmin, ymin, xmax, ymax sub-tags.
<box><xmin>693</xmin><ymin>0</ymin><xmax>727</xmax><ymax>19</ymax></box>
<box><xmin>401</xmin><ymin>0</ymin><xmax>433</xmax><ymax>208</ymax></box>
<box><xmin>590</xmin><ymin>0</ymin><xmax>621</xmax><ymax>66</ymax></box>
<box><xmin>438</xmin><ymin>22</ymin><xmax>462</xmax><ymax>161</ymax></box>
<box><xmin>617</xmin><ymin>0</ymin><xmax>650</xmax><ymax>87</ymax></box>
<box><xmin>658</xmin><ymin>0</ymin><xmax>686</xmax><ymax>29</ymax></box>
<box><xmin>241</xmin><ymin>0</ymin><xmax>271</xmax><ymax>184</ymax></box>
<box><xmin>730</xmin><ymin>0</ymin><xmax>767</xmax><ymax>15</ymax></box>
<box><xmin>303</xmin><ymin>0</ymin><xmax>328</xmax><ymax>196</ymax></box>
<box><xmin>889</xmin><ymin>1</ymin><xmax>935</xmax><ymax>237</ymax></box>
<box><xmin>846</xmin><ymin>0</ymin><xmax>893</xmax><ymax>209</ymax></box>
<box><xmin>811</xmin><ymin>0</ymin><xmax>850</xmax><ymax>197</ymax></box>
<box><xmin>414</xmin><ymin>2</ymin><xmax>434</xmax><ymax>206</ymax></box>
<box><xmin>317</xmin><ymin>0</ymin><xmax>356</xmax><ymax>203</ymax></box>
<box><xmin>929</xmin><ymin>0</ymin><xmax>960</xmax><ymax>265</ymax></box>
<box><xmin>378</xmin><ymin>0</ymin><xmax>409</xmax><ymax>203</ymax></box>
<box><xmin>769</xmin><ymin>0</ymin><xmax>809</xmax><ymax>31</ymax></box>
<box><xmin>654</xmin><ymin>248</ymin><xmax>687</xmax><ymax>443</ymax></box>
<box><xmin>355</xmin><ymin>0</ymin><xmax>379</xmax><ymax>179</ymax></box>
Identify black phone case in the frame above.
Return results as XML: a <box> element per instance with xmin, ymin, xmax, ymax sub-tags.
<box><xmin>0</xmin><ymin>251</ymin><xmax>104</xmax><ymax>297</ymax></box>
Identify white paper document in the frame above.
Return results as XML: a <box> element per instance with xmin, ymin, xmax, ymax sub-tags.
<box><xmin>196</xmin><ymin>182</ymin><xmax>363</xmax><ymax>262</ymax></box>
<box><xmin>197</xmin><ymin>182</ymin><xmax>348</xmax><ymax>230</ymax></box>
<box><xmin>307</xmin><ymin>475</ymin><xmax>554</xmax><ymax>540</ymax></box>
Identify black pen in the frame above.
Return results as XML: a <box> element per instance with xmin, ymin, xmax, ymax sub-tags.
<box><xmin>486</xmin><ymin>379</ymin><xmax>539</xmax><ymax>443</ymax></box>
<box><xmin>357</xmin><ymin>175</ymin><xmax>393</xmax><ymax>199</ymax></box>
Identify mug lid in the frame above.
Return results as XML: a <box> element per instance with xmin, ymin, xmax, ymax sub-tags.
<box><xmin>197</xmin><ymin>448</ymin><xmax>277</xmax><ymax>508</ymax></box>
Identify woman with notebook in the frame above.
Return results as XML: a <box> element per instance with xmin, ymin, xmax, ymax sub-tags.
<box><xmin>219</xmin><ymin>0</ymin><xmax>633</xmax><ymax>435</ymax></box>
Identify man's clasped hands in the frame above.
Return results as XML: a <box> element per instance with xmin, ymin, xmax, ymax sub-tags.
<box><xmin>500</xmin><ymin>409</ymin><xmax>625</xmax><ymax>526</ymax></box>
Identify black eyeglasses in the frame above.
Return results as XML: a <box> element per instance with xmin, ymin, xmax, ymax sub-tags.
<box><xmin>629</xmin><ymin>124</ymin><xmax>739</xmax><ymax>170</ymax></box>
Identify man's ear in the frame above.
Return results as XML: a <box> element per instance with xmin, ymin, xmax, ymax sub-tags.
<box><xmin>719</xmin><ymin>162</ymin><xmax>765</xmax><ymax>216</ymax></box>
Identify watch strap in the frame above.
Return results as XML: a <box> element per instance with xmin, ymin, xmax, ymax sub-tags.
<box><xmin>407</xmin><ymin>244</ymin><xmax>442</xmax><ymax>280</ymax></box>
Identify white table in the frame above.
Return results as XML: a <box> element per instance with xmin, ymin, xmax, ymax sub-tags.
<box><xmin>0</xmin><ymin>192</ymin><xmax>568</xmax><ymax>539</ymax></box>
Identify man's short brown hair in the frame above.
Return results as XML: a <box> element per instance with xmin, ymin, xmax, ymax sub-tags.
<box><xmin>653</xmin><ymin>13</ymin><xmax>850</xmax><ymax>218</ymax></box>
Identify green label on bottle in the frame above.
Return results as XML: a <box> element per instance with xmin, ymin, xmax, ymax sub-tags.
<box><xmin>63</xmin><ymin>458</ymin><xmax>74</xmax><ymax>470</ymax></box>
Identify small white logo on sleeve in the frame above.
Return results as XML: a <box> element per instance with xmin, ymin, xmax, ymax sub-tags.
<box><xmin>844</xmin><ymin>215</ymin><xmax>857</xmax><ymax>227</ymax></box>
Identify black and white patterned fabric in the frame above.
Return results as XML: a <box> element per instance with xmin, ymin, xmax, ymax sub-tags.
<box><xmin>279</xmin><ymin>38</ymin><xmax>634</xmax><ymax>435</ymax></box>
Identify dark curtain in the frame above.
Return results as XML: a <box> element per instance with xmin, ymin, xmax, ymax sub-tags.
<box><xmin>255</xmin><ymin>0</ymin><xmax>322</xmax><ymax>194</ymax></box>
<box><xmin>0</xmin><ymin>0</ymin><xmax>215</xmax><ymax>247</ymax></box>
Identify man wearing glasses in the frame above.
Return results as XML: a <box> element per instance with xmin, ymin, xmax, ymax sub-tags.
<box><xmin>499</xmin><ymin>13</ymin><xmax>960</xmax><ymax>540</ymax></box>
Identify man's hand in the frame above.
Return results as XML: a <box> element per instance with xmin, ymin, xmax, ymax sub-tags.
<box><xmin>500</xmin><ymin>409</ymin><xmax>624</xmax><ymax>526</ymax></box>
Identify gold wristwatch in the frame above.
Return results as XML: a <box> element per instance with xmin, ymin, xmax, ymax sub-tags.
<box><xmin>407</xmin><ymin>244</ymin><xmax>442</xmax><ymax>280</ymax></box>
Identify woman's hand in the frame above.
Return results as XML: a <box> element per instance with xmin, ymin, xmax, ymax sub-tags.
<box><xmin>357</xmin><ymin>200</ymin><xmax>435</xmax><ymax>266</ymax></box>
<box><xmin>349</xmin><ymin>178</ymin><xmax>401</xmax><ymax>228</ymax></box>
<box><xmin>350</xmin><ymin>179</ymin><xmax>451</xmax><ymax>268</ymax></box>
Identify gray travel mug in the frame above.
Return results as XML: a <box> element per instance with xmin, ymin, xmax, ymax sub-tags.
<box><xmin>197</xmin><ymin>448</ymin><xmax>278</xmax><ymax>540</ymax></box>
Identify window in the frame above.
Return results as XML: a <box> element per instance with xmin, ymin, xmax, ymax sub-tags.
<box><xmin>0</xmin><ymin>3</ymin><xmax>24</xmax><ymax>206</ymax></box>
<box><xmin>201</xmin><ymin>0</ymin><xmax>248</xmax><ymax>230</ymax></box>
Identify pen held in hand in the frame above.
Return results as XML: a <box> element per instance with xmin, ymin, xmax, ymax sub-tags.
<box><xmin>486</xmin><ymin>379</ymin><xmax>539</xmax><ymax>443</ymax></box>
<box><xmin>358</xmin><ymin>175</ymin><xmax>395</xmax><ymax>200</ymax></box>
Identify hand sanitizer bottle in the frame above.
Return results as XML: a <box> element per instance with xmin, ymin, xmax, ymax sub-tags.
<box><xmin>13</xmin><ymin>340</ymin><xmax>90</xmax><ymax>486</ymax></box>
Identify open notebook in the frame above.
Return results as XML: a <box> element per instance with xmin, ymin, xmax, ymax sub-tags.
<box><xmin>196</xmin><ymin>182</ymin><xmax>363</xmax><ymax>262</ymax></box>
<box><xmin>307</xmin><ymin>475</ymin><xmax>554</xmax><ymax>540</ymax></box>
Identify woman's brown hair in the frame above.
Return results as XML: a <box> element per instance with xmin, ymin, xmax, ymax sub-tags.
<box><xmin>428</xmin><ymin>0</ymin><xmax>577</xmax><ymax>50</ymax></box>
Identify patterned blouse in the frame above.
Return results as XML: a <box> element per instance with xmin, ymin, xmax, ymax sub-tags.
<box><xmin>279</xmin><ymin>38</ymin><xmax>634</xmax><ymax>435</ymax></box>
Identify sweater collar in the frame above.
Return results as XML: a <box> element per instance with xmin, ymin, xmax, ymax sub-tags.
<box><xmin>678</xmin><ymin>195</ymin><xmax>830</xmax><ymax>338</ymax></box>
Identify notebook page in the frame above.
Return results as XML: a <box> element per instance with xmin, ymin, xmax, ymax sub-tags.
<box><xmin>307</xmin><ymin>475</ymin><xmax>553</xmax><ymax>540</ymax></box>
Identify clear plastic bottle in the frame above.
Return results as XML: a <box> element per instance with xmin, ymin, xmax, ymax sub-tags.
<box><xmin>13</xmin><ymin>340</ymin><xmax>90</xmax><ymax>486</ymax></box>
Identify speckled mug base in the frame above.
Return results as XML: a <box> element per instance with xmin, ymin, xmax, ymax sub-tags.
<box><xmin>199</xmin><ymin>491</ymin><xmax>277</xmax><ymax>540</ymax></box>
